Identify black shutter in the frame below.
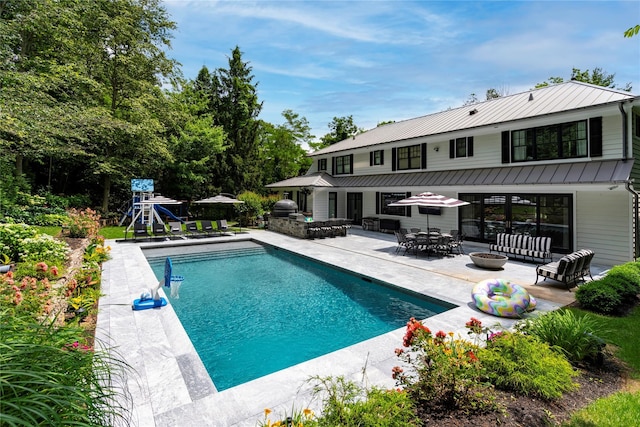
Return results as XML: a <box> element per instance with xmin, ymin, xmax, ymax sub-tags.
<box><xmin>501</xmin><ymin>131</ymin><xmax>510</xmax><ymax>163</ymax></box>
<box><xmin>421</xmin><ymin>143</ymin><xmax>427</xmax><ymax>169</ymax></box>
<box><xmin>331</xmin><ymin>156</ymin><xmax>335</xmax><ymax>174</ymax></box>
<box><xmin>349</xmin><ymin>154</ymin><xmax>354</xmax><ymax>174</ymax></box>
<box><xmin>589</xmin><ymin>117</ymin><xmax>603</xmax><ymax>157</ymax></box>
<box><xmin>369</xmin><ymin>151</ymin><xmax>373</xmax><ymax>166</ymax></box>
<box><xmin>405</xmin><ymin>191</ymin><xmax>411</xmax><ymax>217</ymax></box>
<box><xmin>468</xmin><ymin>137</ymin><xmax>474</xmax><ymax>157</ymax></box>
<box><xmin>391</xmin><ymin>148</ymin><xmax>397</xmax><ymax>171</ymax></box>
<box><xmin>449</xmin><ymin>139</ymin><xmax>455</xmax><ymax>158</ymax></box>
<box><xmin>380</xmin><ymin>150</ymin><xmax>384</xmax><ymax>165</ymax></box>
<box><xmin>375</xmin><ymin>192</ymin><xmax>380</xmax><ymax>214</ymax></box>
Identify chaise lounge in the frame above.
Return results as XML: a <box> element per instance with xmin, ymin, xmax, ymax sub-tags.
<box><xmin>535</xmin><ymin>249</ymin><xmax>595</xmax><ymax>289</ymax></box>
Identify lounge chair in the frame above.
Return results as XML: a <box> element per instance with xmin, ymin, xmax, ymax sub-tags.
<box><xmin>200</xmin><ymin>220</ymin><xmax>217</xmax><ymax>237</ymax></box>
<box><xmin>185</xmin><ymin>221</ymin><xmax>204</xmax><ymax>237</ymax></box>
<box><xmin>133</xmin><ymin>223</ymin><xmax>151</xmax><ymax>241</ymax></box>
<box><xmin>168</xmin><ymin>221</ymin><xmax>186</xmax><ymax>239</ymax></box>
<box><xmin>217</xmin><ymin>219</ymin><xmax>232</xmax><ymax>235</ymax></box>
<box><xmin>152</xmin><ymin>222</ymin><xmax>169</xmax><ymax>240</ymax></box>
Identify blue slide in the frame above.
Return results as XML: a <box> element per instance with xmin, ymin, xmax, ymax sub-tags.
<box><xmin>154</xmin><ymin>205</ymin><xmax>183</xmax><ymax>222</ymax></box>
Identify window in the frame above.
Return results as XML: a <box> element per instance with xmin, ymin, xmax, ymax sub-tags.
<box><xmin>318</xmin><ymin>158</ymin><xmax>327</xmax><ymax>171</ymax></box>
<box><xmin>511</xmin><ymin>120</ymin><xmax>588</xmax><ymax>162</ymax></box>
<box><xmin>371</xmin><ymin>150</ymin><xmax>384</xmax><ymax>165</ymax></box>
<box><xmin>328</xmin><ymin>192</ymin><xmax>337</xmax><ymax>218</ymax></box>
<box><xmin>397</xmin><ymin>144</ymin><xmax>421</xmax><ymax>170</ymax></box>
<box><xmin>334</xmin><ymin>155</ymin><xmax>352</xmax><ymax>174</ymax></box>
<box><xmin>449</xmin><ymin>137</ymin><xmax>474</xmax><ymax>158</ymax></box>
<box><xmin>380</xmin><ymin>192</ymin><xmax>407</xmax><ymax>216</ymax></box>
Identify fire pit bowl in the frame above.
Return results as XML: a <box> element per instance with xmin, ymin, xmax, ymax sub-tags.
<box><xmin>469</xmin><ymin>252</ymin><xmax>508</xmax><ymax>270</ymax></box>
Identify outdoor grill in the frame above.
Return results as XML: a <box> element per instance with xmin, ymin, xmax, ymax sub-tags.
<box><xmin>272</xmin><ymin>199</ymin><xmax>298</xmax><ymax>218</ymax></box>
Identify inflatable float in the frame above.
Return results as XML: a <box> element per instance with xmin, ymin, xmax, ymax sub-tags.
<box><xmin>471</xmin><ymin>278</ymin><xmax>536</xmax><ymax>318</ymax></box>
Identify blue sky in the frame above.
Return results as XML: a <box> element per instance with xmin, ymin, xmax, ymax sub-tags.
<box><xmin>162</xmin><ymin>0</ymin><xmax>640</xmax><ymax>142</ymax></box>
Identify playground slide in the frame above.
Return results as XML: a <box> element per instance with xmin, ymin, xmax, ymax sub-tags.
<box><xmin>154</xmin><ymin>205</ymin><xmax>183</xmax><ymax>222</ymax></box>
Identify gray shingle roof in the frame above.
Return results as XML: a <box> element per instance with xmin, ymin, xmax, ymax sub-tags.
<box><xmin>311</xmin><ymin>81</ymin><xmax>636</xmax><ymax>156</ymax></box>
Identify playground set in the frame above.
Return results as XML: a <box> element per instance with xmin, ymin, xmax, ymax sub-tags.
<box><xmin>119</xmin><ymin>179</ymin><xmax>184</xmax><ymax>234</ymax></box>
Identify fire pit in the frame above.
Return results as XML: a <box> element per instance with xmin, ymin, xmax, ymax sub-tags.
<box><xmin>469</xmin><ymin>252</ymin><xmax>508</xmax><ymax>270</ymax></box>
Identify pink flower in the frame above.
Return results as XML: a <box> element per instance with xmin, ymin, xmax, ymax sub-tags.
<box><xmin>51</xmin><ymin>266</ymin><xmax>59</xmax><ymax>276</ymax></box>
<box><xmin>36</xmin><ymin>262</ymin><xmax>48</xmax><ymax>272</ymax></box>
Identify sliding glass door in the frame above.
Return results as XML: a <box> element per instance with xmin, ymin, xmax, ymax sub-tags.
<box><xmin>459</xmin><ymin>193</ymin><xmax>572</xmax><ymax>253</ymax></box>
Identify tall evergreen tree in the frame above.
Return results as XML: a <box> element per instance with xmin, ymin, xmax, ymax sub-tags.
<box><xmin>210</xmin><ymin>46</ymin><xmax>263</xmax><ymax>194</ymax></box>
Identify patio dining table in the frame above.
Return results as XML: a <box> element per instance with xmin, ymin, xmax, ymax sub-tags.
<box><xmin>404</xmin><ymin>231</ymin><xmax>453</xmax><ymax>257</ymax></box>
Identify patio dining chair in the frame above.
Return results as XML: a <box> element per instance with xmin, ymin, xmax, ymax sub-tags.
<box><xmin>449</xmin><ymin>229</ymin><xmax>464</xmax><ymax>255</ymax></box>
<box><xmin>394</xmin><ymin>231</ymin><xmax>411</xmax><ymax>254</ymax></box>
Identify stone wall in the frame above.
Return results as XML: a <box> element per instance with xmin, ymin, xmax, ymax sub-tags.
<box><xmin>268</xmin><ymin>217</ymin><xmax>309</xmax><ymax>238</ymax></box>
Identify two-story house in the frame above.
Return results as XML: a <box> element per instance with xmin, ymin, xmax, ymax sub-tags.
<box><xmin>267</xmin><ymin>81</ymin><xmax>640</xmax><ymax>267</ymax></box>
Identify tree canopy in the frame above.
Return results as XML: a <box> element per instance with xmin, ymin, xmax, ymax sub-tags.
<box><xmin>535</xmin><ymin>67</ymin><xmax>632</xmax><ymax>92</ymax></box>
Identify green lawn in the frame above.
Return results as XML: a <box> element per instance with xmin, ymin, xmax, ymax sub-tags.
<box><xmin>569</xmin><ymin>305</ymin><xmax>640</xmax><ymax>377</ymax></box>
<box><xmin>562</xmin><ymin>305</ymin><xmax>640</xmax><ymax>426</ymax></box>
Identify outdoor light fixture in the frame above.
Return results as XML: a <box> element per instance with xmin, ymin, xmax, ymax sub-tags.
<box><xmin>433</xmin><ymin>146</ymin><xmax>439</xmax><ymax>152</ymax></box>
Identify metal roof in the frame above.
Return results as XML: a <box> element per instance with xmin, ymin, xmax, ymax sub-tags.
<box><xmin>267</xmin><ymin>160</ymin><xmax>633</xmax><ymax>189</ymax></box>
<box><xmin>311</xmin><ymin>81</ymin><xmax>636</xmax><ymax>156</ymax></box>
<box><xmin>265</xmin><ymin>172</ymin><xmax>339</xmax><ymax>188</ymax></box>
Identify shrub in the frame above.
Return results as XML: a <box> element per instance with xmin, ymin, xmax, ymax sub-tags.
<box><xmin>605</xmin><ymin>263</ymin><xmax>640</xmax><ymax>296</ymax></box>
<box><xmin>32</xmin><ymin>213</ymin><xmax>68</xmax><ymax>226</ymax></box>
<box><xmin>19</xmin><ymin>234</ymin><xmax>69</xmax><ymax>264</ymax></box>
<box><xmin>0</xmin><ymin>223</ymin><xmax>39</xmax><ymax>262</ymax></box>
<box><xmin>575</xmin><ymin>280</ymin><xmax>623</xmax><ymax>314</ymax></box>
<box><xmin>236</xmin><ymin>191</ymin><xmax>264</xmax><ymax>226</ymax></box>
<box><xmin>479</xmin><ymin>332</ymin><xmax>578</xmax><ymax>400</ymax></box>
<box><xmin>518</xmin><ymin>309</ymin><xmax>606</xmax><ymax>363</ymax></box>
<box><xmin>393</xmin><ymin>318</ymin><xmax>495</xmax><ymax>413</ymax></box>
<box><xmin>311</xmin><ymin>376</ymin><xmax>419</xmax><ymax>426</ymax></box>
<box><xmin>0</xmin><ymin>310</ymin><xmax>133</xmax><ymax>426</ymax></box>
<box><xmin>65</xmin><ymin>208</ymin><xmax>100</xmax><ymax>238</ymax></box>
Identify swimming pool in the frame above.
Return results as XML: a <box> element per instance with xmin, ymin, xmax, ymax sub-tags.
<box><xmin>146</xmin><ymin>241</ymin><xmax>454</xmax><ymax>391</ymax></box>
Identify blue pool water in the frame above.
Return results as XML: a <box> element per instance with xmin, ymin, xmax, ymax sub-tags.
<box><xmin>147</xmin><ymin>243</ymin><xmax>453</xmax><ymax>391</ymax></box>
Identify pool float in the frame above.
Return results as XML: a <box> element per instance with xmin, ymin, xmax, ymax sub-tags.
<box><xmin>471</xmin><ymin>278</ymin><xmax>536</xmax><ymax>318</ymax></box>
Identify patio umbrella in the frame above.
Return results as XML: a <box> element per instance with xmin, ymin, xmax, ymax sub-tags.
<box><xmin>388</xmin><ymin>192</ymin><xmax>470</xmax><ymax>231</ymax></box>
<box><xmin>194</xmin><ymin>194</ymin><xmax>244</xmax><ymax>205</ymax></box>
<box><xmin>194</xmin><ymin>194</ymin><xmax>245</xmax><ymax>232</ymax></box>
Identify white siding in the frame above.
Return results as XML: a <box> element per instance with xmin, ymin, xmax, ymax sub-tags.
<box><xmin>575</xmin><ymin>191</ymin><xmax>632</xmax><ymax>266</ymax></box>
<box><xmin>310</xmin><ymin>189</ymin><xmax>329</xmax><ymax>220</ymax></box>
<box><xmin>602</xmin><ymin>114</ymin><xmax>623</xmax><ymax>158</ymax></box>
